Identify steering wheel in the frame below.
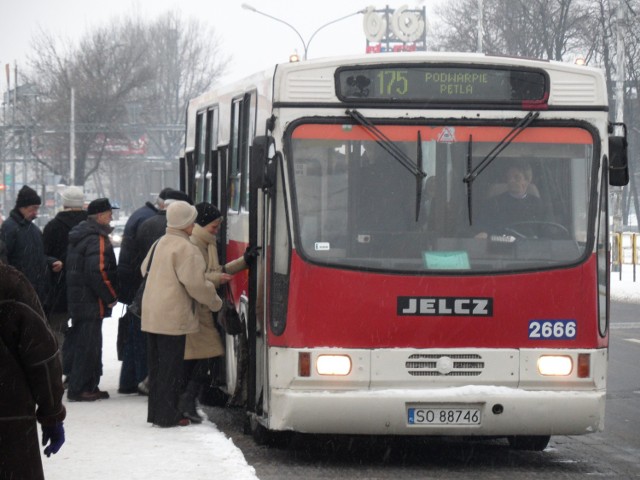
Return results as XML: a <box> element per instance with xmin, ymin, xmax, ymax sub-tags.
<box><xmin>504</xmin><ymin>221</ymin><xmax>572</xmax><ymax>240</ymax></box>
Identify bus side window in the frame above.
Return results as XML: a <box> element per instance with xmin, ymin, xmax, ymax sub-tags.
<box><xmin>195</xmin><ymin>111</ymin><xmax>207</xmax><ymax>202</ymax></box>
<box><xmin>229</xmin><ymin>92</ymin><xmax>256</xmax><ymax>212</ymax></box>
<box><xmin>229</xmin><ymin>99</ymin><xmax>241</xmax><ymax>211</ymax></box>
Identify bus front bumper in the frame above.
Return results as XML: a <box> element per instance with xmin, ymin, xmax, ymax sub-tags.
<box><xmin>266</xmin><ymin>386</ymin><xmax>605</xmax><ymax>436</ymax></box>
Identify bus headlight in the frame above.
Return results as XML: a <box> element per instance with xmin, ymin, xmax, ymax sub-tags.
<box><xmin>537</xmin><ymin>355</ymin><xmax>573</xmax><ymax>376</ymax></box>
<box><xmin>316</xmin><ymin>355</ymin><xmax>352</xmax><ymax>376</ymax></box>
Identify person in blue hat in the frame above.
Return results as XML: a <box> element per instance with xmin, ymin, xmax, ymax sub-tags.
<box><xmin>65</xmin><ymin>198</ymin><xmax>119</xmax><ymax>401</ymax></box>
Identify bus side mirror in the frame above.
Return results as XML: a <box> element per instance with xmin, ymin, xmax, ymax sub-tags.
<box><xmin>250</xmin><ymin>135</ymin><xmax>277</xmax><ymax>191</ymax></box>
<box><xmin>609</xmin><ymin>136</ymin><xmax>629</xmax><ymax>186</ymax></box>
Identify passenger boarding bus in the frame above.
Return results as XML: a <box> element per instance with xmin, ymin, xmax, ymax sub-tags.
<box><xmin>181</xmin><ymin>53</ymin><xmax>629</xmax><ymax>450</ymax></box>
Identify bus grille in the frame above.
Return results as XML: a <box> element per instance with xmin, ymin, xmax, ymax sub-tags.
<box><xmin>406</xmin><ymin>353</ymin><xmax>485</xmax><ymax>377</ymax></box>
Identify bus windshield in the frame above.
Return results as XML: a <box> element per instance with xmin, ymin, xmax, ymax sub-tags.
<box><xmin>289</xmin><ymin>122</ymin><xmax>595</xmax><ymax>273</ymax></box>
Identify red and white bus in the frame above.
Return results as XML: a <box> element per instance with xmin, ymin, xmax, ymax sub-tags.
<box><xmin>181</xmin><ymin>52</ymin><xmax>628</xmax><ymax>450</ymax></box>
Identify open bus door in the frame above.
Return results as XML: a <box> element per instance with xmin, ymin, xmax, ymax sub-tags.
<box><xmin>245</xmin><ymin>135</ymin><xmax>281</xmax><ymax>442</ymax></box>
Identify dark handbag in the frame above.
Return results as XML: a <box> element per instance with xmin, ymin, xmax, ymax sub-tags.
<box><xmin>127</xmin><ymin>278</ymin><xmax>146</xmax><ymax>318</ymax></box>
<box><xmin>128</xmin><ymin>241</ymin><xmax>158</xmax><ymax>319</ymax></box>
<box><xmin>217</xmin><ymin>283</ymin><xmax>243</xmax><ymax>335</ymax></box>
<box><xmin>116</xmin><ymin>313</ymin><xmax>130</xmax><ymax>361</ymax></box>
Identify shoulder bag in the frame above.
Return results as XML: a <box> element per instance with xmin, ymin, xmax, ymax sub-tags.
<box><xmin>128</xmin><ymin>241</ymin><xmax>158</xmax><ymax>319</ymax></box>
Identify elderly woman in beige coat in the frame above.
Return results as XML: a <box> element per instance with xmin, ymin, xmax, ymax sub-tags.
<box><xmin>140</xmin><ymin>200</ymin><xmax>222</xmax><ymax>428</ymax></box>
<box><xmin>178</xmin><ymin>202</ymin><xmax>258</xmax><ymax>422</ymax></box>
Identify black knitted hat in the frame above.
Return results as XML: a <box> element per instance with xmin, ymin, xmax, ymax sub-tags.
<box><xmin>195</xmin><ymin>202</ymin><xmax>222</xmax><ymax>227</ymax></box>
<box><xmin>15</xmin><ymin>185</ymin><xmax>42</xmax><ymax>208</ymax></box>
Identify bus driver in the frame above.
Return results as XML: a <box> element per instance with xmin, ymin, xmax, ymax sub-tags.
<box><xmin>475</xmin><ymin>160</ymin><xmax>545</xmax><ymax>238</ymax></box>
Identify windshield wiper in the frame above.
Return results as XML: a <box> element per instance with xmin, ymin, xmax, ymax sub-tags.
<box><xmin>346</xmin><ymin>109</ymin><xmax>427</xmax><ymax>221</ymax></box>
<box><xmin>466</xmin><ymin>134</ymin><xmax>473</xmax><ymax>225</ymax></box>
<box><xmin>415</xmin><ymin>130</ymin><xmax>424</xmax><ymax>221</ymax></box>
<box><xmin>463</xmin><ymin>111</ymin><xmax>539</xmax><ymax>185</ymax></box>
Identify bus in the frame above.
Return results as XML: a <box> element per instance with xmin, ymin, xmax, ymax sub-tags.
<box><xmin>181</xmin><ymin>52</ymin><xmax>629</xmax><ymax>450</ymax></box>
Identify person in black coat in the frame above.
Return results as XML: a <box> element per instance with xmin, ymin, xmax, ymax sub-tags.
<box><xmin>116</xmin><ymin>188</ymin><xmax>170</xmax><ymax>394</ymax></box>
<box><xmin>121</xmin><ymin>189</ymin><xmax>191</xmax><ymax>395</ymax></box>
<box><xmin>42</xmin><ymin>186</ymin><xmax>88</xmax><ymax>377</ymax></box>
<box><xmin>0</xmin><ymin>185</ymin><xmax>63</xmax><ymax>307</ymax></box>
<box><xmin>117</xmin><ymin>189</ymin><xmax>175</xmax><ymax>305</ymax></box>
<box><xmin>66</xmin><ymin>198</ymin><xmax>119</xmax><ymax>402</ymax></box>
<box><xmin>135</xmin><ymin>189</ymin><xmax>192</xmax><ymax>259</ymax></box>
<box><xmin>0</xmin><ymin>263</ymin><xmax>66</xmax><ymax>480</ymax></box>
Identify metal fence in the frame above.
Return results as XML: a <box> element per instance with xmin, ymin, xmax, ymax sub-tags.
<box><xmin>611</xmin><ymin>232</ymin><xmax>639</xmax><ymax>282</ymax></box>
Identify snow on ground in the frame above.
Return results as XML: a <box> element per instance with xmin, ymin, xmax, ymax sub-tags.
<box><xmin>611</xmin><ymin>265</ymin><xmax>640</xmax><ymax>304</ymax></box>
<box><xmin>42</xmin><ymin>303</ymin><xmax>258</xmax><ymax>480</ymax></box>
<box><xmin>41</xmin><ymin>266</ymin><xmax>638</xmax><ymax>479</ymax></box>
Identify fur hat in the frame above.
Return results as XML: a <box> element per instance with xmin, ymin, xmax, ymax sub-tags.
<box><xmin>166</xmin><ymin>200</ymin><xmax>197</xmax><ymax>230</ymax></box>
<box><xmin>158</xmin><ymin>187</ymin><xmax>174</xmax><ymax>200</ymax></box>
<box><xmin>164</xmin><ymin>189</ymin><xmax>192</xmax><ymax>205</ymax></box>
<box><xmin>195</xmin><ymin>202</ymin><xmax>222</xmax><ymax>227</ymax></box>
<box><xmin>15</xmin><ymin>185</ymin><xmax>41</xmax><ymax>208</ymax></box>
<box><xmin>61</xmin><ymin>186</ymin><xmax>85</xmax><ymax>208</ymax></box>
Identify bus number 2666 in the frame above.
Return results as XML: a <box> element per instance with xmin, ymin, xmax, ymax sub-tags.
<box><xmin>528</xmin><ymin>320</ymin><xmax>577</xmax><ymax>340</ymax></box>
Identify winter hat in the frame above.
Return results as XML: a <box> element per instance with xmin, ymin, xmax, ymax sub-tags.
<box><xmin>61</xmin><ymin>186</ymin><xmax>85</xmax><ymax>208</ymax></box>
<box><xmin>87</xmin><ymin>198</ymin><xmax>119</xmax><ymax>215</ymax></box>
<box><xmin>158</xmin><ymin>187</ymin><xmax>174</xmax><ymax>201</ymax></box>
<box><xmin>195</xmin><ymin>202</ymin><xmax>222</xmax><ymax>227</ymax></box>
<box><xmin>15</xmin><ymin>185</ymin><xmax>42</xmax><ymax>208</ymax></box>
<box><xmin>164</xmin><ymin>189</ymin><xmax>192</xmax><ymax>205</ymax></box>
<box><xmin>166</xmin><ymin>200</ymin><xmax>197</xmax><ymax>230</ymax></box>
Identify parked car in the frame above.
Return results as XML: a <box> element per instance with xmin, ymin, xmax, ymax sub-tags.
<box><xmin>109</xmin><ymin>224</ymin><xmax>124</xmax><ymax>248</ymax></box>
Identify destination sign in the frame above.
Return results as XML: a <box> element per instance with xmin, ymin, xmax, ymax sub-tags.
<box><xmin>336</xmin><ymin>65</ymin><xmax>548</xmax><ymax>104</ymax></box>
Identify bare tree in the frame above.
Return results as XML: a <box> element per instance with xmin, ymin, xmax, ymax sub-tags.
<box><xmin>27</xmin><ymin>18</ymin><xmax>154</xmax><ymax>185</ymax></box>
<box><xmin>432</xmin><ymin>0</ymin><xmax>591</xmax><ymax>60</ymax></box>
<box><xmin>140</xmin><ymin>11</ymin><xmax>228</xmax><ymax>162</ymax></box>
<box><xmin>25</xmin><ymin>10</ymin><xmax>228</xmax><ymax>205</ymax></box>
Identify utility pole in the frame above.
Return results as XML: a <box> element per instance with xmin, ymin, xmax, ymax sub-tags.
<box><xmin>477</xmin><ymin>0</ymin><xmax>484</xmax><ymax>53</ymax></box>
<box><xmin>70</xmin><ymin>88</ymin><xmax>75</xmax><ymax>185</ymax></box>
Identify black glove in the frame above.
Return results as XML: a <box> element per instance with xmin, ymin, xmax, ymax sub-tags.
<box><xmin>42</xmin><ymin>422</ymin><xmax>65</xmax><ymax>457</ymax></box>
<box><xmin>243</xmin><ymin>245</ymin><xmax>260</xmax><ymax>266</ymax></box>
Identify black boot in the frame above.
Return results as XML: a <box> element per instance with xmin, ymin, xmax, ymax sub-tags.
<box><xmin>178</xmin><ymin>381</ymin><xmax>202</xmax><ymax>424</ymax></box>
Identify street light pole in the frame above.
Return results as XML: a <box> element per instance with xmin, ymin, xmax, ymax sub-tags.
<box><xmin>477</xmin><ymin>0</ymin><xmax>484</xmax><ymax>53</ymax></box>
<box><xmin>241</xmin><ymin>4</ymin><xmax>365</xmax><ymax>60</ymax></box>
<box><xmin>70</xmin><ymin>88</ymin><xmax>75</xmax><ymax>185</ymax></box>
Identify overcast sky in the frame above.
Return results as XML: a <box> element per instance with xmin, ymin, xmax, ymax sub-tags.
<box><xmin>0</xmin><ymin>0</ymin><xmax>437</xmax><ymax>85</ymax></box>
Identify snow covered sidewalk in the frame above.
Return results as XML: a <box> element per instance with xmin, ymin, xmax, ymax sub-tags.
<box><xmin>43</xmin><ymin>304</ymin><xmax>258</xmax><ymax>480</ymax></box>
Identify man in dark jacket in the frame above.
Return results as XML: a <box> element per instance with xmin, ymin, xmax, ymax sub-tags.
<box><xmin>116</xmin><ymin>188</ymin><xmax>170</xmax><ymax>394</ymax></box>
<box><xmin>0</xmin><ymin>263</ymin><xmax>66</xmax><ymax>480</ymax></box>
<box><xmin>66</xmin><ymin>198</ymin><xmax>119</xmax><ymax>402</ymax></box>
<box><xmin>135</xmin><ymin>189</ymin><xmax>192</xmax><ymax>257</ymax></box>
<box><xmin>116</xmin><ymin>188</ymin><xmax>175</xmax><ymax>304</ymax></box>
<box><xmin>42</xmin><ymin>186</ymin><xmax>88</xmax><ymax>378</ymax></box>
<box><xmin>0</xmin><ymin>185</ymin><xmax>63</xmax><ymax>307</ymax></box>
<box><xmin>120</xmin><ymin>188</ymin><xmax>191</xmax><ymax>395</ymax></box>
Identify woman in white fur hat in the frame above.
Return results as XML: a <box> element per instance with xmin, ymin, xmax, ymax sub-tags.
<box><xmin>140</xmin><ymin>200</ymin><xmax>222</xmax><ymax>427</ymax></box>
